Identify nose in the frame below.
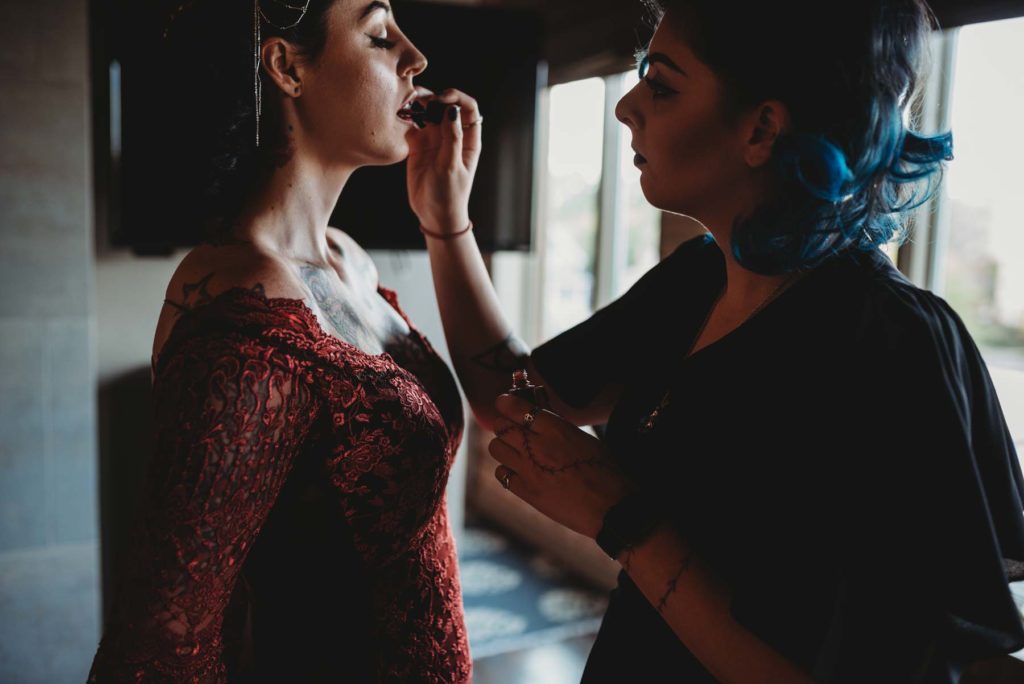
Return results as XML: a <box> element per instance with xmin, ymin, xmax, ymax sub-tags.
<box><xmin>401</xmin><ymin>41</ymin><xmax>428</xmax><ymax>79</ymax></box>
<box><xmin>614</xmin><ymin>83</ymin><xmax>640</xmax><ymax>129</ymax></box>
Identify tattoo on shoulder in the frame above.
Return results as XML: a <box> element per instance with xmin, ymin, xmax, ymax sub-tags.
<box><xmin>656</xmin><ymin>555</ymin><xmax>693</xmax><ymax>615</ymax></box>
<box><xmin>164</xmin><ymin>271</ymin><xmax>215</xmax><ymax>318</ymax></box>
<box><xmin>470</xmin><ymin>334</ymin><xmax>530</xmax><ymax>373</ymax></box>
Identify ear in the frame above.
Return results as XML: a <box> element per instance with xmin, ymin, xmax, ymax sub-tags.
<box><xmin>744</xmin><ymin>100</ymin><xmax>790</xmax><ymax>168</ymax></box>
<box><xmin>261</xmin><ymin>37</ymin><xmax>304</xmax><ymax>97</ymax></box>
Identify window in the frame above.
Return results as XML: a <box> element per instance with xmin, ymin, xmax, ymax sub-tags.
<box><xmin>928</xmin><ymin>18</ymin><xmax>1024</xmax><ymax>455</ymax></box>
<box><xmin>536</xmin><ymin>72</ymin><xmax>663</xmax><ymax>342</ymax></box>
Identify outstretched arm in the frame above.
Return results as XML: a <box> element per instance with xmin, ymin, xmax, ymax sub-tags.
<box><xmin>406</xmin><ymin>87</ymin><xmax>621</xmax><ymax>430</ymax></box>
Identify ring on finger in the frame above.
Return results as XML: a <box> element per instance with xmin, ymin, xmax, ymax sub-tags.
<box><xmin>461</xmin><ymin>117</ymin><xmax>483</xmax><ymax>129</ymax></box>
<box><xmin>500</xmin><ymin>468</ymin><xmax>516</xmax><ymax>491</ymax></box>
<box><xmin>523</xmin><ymin>405</ymin><xmax>540</xmax><ymax>427</ymax></box>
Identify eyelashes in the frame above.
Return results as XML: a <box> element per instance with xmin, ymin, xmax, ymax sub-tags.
<box><xmin>634</xmin><ymin>53</ymin><xmax>675</xmax><ymax>98</ymax></box>
<box><xmin>643</xmin><ymin>77</ymin><xmax>674</xmax><ymax>98</ymax></box>
<box><xmin>367</xmin><ymin>34</ymin><xmax>396</xmax><ymax>49</ymax></box>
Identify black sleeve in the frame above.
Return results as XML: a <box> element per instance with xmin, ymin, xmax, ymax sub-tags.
<box><xmin>531</xmin><ymin>234</ymin><xmax>717</xmax><ymax>409</ymax></box>
<box><xmin>808</xmin><ymin>288</ymin><xmax>1024</xmax><ymax>681</ymax></box>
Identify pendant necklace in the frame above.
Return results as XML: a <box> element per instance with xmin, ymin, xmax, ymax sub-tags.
<box><xmin>637</xmin><ymin>271</ymin><xmax>804</xmax><ymax>435</ymax></box>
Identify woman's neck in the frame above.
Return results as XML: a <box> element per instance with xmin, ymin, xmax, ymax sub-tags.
<box><xmin>232</xmin><ymin>151</ymin><xmax>356</xmax><ymax>267</ymax></box>
<box><xmin>705</xmin><ymin>220</ymin><xmax>801</xmax><ymax>319</ymax></box>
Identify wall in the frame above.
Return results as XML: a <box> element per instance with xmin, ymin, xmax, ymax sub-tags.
<box><xmin>0</xmin><ymin>0</ymin><xmax>101</xmax><ymax>681</ymax></box>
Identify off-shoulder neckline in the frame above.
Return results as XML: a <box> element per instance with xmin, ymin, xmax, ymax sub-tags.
<box><xmin>151</xmin><ymin>283</ymin><xmax>421</xmax><ymax>377</ymax></box>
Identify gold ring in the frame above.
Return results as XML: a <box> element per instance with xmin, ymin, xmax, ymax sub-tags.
<box><xmin>500</xmin><ymin>469</ymin><xmax>515</xmax><ymax>490</ymax></box>
<box><xmin>462</xmin><ymin>117</ymin><xmax>483</xmax><ymax>128</ymax></box>
<box><xmin>523</xmin><ymin>405</ymin><xmax>539</xmax><ymax>426</ymax></box>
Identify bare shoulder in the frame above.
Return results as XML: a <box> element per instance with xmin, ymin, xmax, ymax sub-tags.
<box><xmin>163</xmin><ymin>242</ymin><xmax>307</xmax><ymax>306</ymax></box>
<box><xmin>153</xmin><ymin>243</ymin><xmax>307</xmax><ymax>361</ymax></box>
<box><xmin>327</xmin><ymin>226</ymin><xmax>379</xmax><ymax>289</ymax></box>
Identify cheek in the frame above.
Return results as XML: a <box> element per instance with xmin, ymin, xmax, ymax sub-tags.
<box><xmin>658</xmin><ymin>115</ymin><xmax>740</xmax><ymax>192</ymax></box>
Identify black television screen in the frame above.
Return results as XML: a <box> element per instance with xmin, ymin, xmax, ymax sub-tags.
<box><xmin>95</xmin><ymin>0</ymin><xmax>544</xmax><ymax>254</ymax></box>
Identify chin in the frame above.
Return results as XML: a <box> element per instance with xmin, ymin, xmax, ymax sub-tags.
<box><xmin>364</xmin><ymin>142</ymin><xmax>409</xmax><ymax>167</ymax></box>
<box><xmin>638</xmin><ymin>176</ymin><xmax>672</xmax><ymax>213</ymax></box>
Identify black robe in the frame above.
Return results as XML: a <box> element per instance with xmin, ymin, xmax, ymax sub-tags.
<box><xmin>532</xmin><ymin>233</ymin><xmax>1024</xmax><ymax>682</ymax></box>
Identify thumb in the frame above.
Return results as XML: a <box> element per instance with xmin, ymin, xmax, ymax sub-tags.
<box><xmin>438</xmin><ymin>104</ymin><xmax>464</xmax><ymax>172</ymax></box>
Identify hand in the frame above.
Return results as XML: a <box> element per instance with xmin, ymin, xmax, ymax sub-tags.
<box><xmin>405</xmin><ymin>87</ymin><xmax>483</xmax><ymax>235</ymax></box>
<box><xmin>489</xmin><ymin>394</ymin><xmax>634</xmax><ymax>540</ymax></box>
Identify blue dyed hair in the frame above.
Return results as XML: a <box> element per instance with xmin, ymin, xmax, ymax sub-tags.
<box><xmin>643</xmin><ymin>0</ymin><xmax>954</xmax><ymax>274</ymax></box>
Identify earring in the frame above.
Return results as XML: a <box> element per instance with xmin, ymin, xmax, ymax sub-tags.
<box><xmin>254</xmin><ymin>0</ymin><xmax>312</xmax><ymax>148</ymax></box>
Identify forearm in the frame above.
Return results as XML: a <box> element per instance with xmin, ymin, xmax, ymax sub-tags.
<box><xmin>424</xmin><ymin>228</ymin><xmax>531</xmax><ymax>427</ymax></box>
<box><xmin>618</xmin><ymin>524</ymin><xmax>816</xmax><ymax>684</ymax></box>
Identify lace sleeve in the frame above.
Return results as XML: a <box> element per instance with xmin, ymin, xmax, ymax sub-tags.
<box><xmin>87</xmin><ymin>333</ymin><xmax>321</xmax><ymax>683</ymax></box>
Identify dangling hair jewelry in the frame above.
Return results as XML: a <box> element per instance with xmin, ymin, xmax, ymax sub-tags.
<box><xmin>254</xmin><ymin>0</ymin><xmax>311</xmax><ymax>148</ymax></box>
<box><xmin>163</xmin><ymin>0</ymin><xmax>310</xmax><ymax>148</ymax></box>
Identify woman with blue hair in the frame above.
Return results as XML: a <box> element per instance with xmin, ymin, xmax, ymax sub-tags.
<box><xmin>405</xmin><ymin>0</ymin><xmax>1024</xmax><ymax>680</ymax></box>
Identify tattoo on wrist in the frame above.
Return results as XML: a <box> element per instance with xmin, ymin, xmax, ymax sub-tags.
<box><xmin>470</xmin><ymin>334</ymin><xmax>530</xmax><ymax>373</ymax></box>
<box><xmin>656</xmin><ymin>555</ymin><xmax>693</xmax><ymax>614</ymax></box>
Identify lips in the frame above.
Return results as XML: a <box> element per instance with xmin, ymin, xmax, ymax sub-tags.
<box><xmin>398</xmin><ymin>100</ymin><xmax>448</xmax><ymax>128</ymax></box>
<box><xmin>633</xmin><ymin>152</ymin><xmax>647</xmax><ymax>165</ymax></box>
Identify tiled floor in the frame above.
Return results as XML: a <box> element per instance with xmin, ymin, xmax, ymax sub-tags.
<box><xmin>473</xmin><ymin>634</ymin><xmax>597</xmax><ymax>684</ymax></box>
<box><xmin>471</xmin><ymin>583</ymin><xmax>1024</xmax><ymax>684</ymax></box>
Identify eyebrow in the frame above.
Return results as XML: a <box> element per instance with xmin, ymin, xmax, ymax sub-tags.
<box><xmin>647</xmin><ymin>51</ymin><xmax>687</xmax><ymax>76</ymax></box>
<box><xmin>360</xmin><ymin>1</ymin><xmax>391</xmax><ymax>20</ymax></box>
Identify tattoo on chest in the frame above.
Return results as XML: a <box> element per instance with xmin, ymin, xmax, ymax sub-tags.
<box><xmin>298</xmin><ymin>265</ymin><xmax>378</xmax><ymax>351</ymax></box>
<box><xmin>470</xmin><ymin>333</ymin><xmax>530</xmax><ymax>373</ymax></box>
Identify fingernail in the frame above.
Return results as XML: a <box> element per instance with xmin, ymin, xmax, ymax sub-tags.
<box><xmin>448</xmin><ymin>105</ymin><xmax>460</xmax><ymax>122</ymax></box>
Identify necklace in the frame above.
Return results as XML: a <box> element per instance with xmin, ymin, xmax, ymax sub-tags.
<box><xmin>637</xmin><ymin>271</ymin><xmax>804</xmax><ymax>434</ymax></box>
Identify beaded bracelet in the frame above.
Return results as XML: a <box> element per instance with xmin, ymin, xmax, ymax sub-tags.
<box><xmin>419</xmin><ymin>220</ymin><xmax>474</xmax><ymax>241</ymax></box>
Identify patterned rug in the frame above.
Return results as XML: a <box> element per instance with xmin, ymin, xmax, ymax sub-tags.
<box><xmin>458</xmin><ymin>517</ymin><xmax>609</xmax><ymax>660</ymax></box>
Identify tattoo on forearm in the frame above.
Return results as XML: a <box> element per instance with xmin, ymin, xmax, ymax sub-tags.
<box><xmin>297</xmin><ymin>265</ymin><xmax>376</xmax><ymax>351</ymax></box>
<box><xmin>656</xmin><ymin>555</ymin><xmax>693</xmax><ymax>615</ymax></box>
<box><xmin>470</xmin><ymin>334</ymin><xmax>530</xmax><ymax>373</ymax></box>
<box><xmin>621</xmin><ymin>548</ymin><xmax>635</xmax><ymax>573</ymax></box>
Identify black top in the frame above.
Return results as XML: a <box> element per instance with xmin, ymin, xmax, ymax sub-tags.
<box><xmin>532</xmin><ymin>234</ymin><xmax>1024</xmax><ymax>683</ymax></box>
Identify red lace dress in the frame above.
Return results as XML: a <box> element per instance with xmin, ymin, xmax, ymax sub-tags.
<box><xmin>87</xmin><ymin>285</ymin><xmax>471</xmax><ymax>683</ymax></box>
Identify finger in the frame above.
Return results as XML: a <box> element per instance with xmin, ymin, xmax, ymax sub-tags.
<box><xmin>494</xmin><ymin>465</ymin><xmax>522</xmax><ymax>496</ymax></box>
<box><xmin>438</xmin><ymin>104</ymin><xmax>464</xmax><ymax>172</ymax></box>
<box><xmin>431</xmin><ymin>89</ymin><xmax>482</xmax><ymax>167</ymax></box>
<box><xmin>431</xmin><ymin>88</ymin><xmax>481</xmax><ymax>122</ymax></box>
<box><xmin>488</xmin><ymin>436</ymin><xmax>529</xmax><ymax>472</ymax></box>
<box><xmin>494</xmin><ymin>394</ymin><xmax>557</xmax><ymax>435</ymax></box>
<box><xmin>492</xmin><ymin>416</ymin><xmax>530</xmax><ymax>452</ymax></box>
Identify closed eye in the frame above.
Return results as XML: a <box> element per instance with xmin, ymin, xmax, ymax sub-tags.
<box><xmin>642</xmin><ymin>77</ymin><xmax>675</xmax><ymax>98</ymax></box>
<box><xmin>367</xmin><ymin>34</ymin><xmax>396</xmax><ymax>49</ymax></box>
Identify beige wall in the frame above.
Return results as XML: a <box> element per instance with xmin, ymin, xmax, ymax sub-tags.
<box><xmin>0</xmin><ymin>0</ymin><xmax>100</xmax><ymax>680</ymax></box>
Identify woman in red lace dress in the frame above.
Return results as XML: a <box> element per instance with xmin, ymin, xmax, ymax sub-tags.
<box><xmin>88</xmin><ymin>1</ymin><xmax>476</xmax><ymax>681</ymax></box>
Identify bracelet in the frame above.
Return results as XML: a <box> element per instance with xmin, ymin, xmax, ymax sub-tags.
<box><xmin>419</xmin><ymin>220</ymin><xmax>474</xmax><ymax>241</ymax></box>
